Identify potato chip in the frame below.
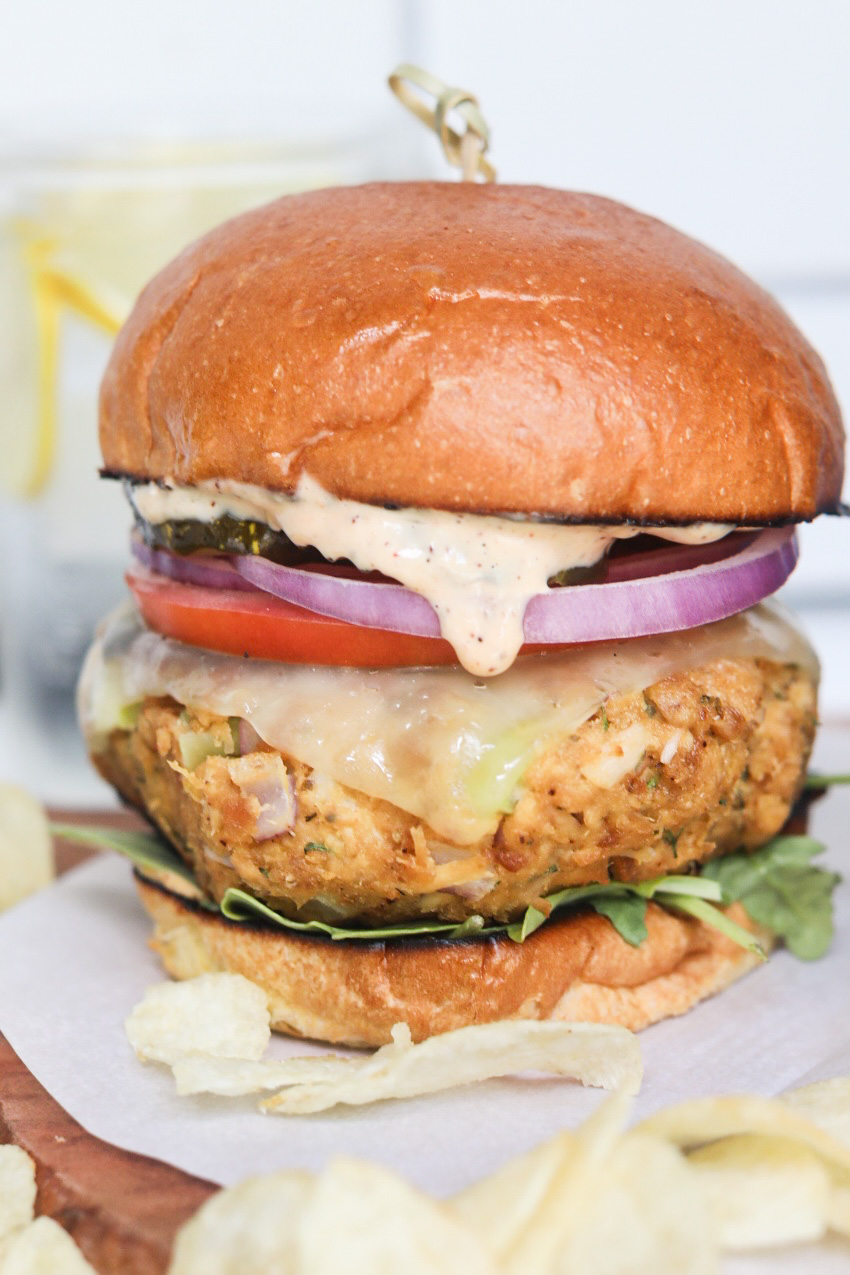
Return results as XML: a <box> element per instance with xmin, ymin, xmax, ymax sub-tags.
<box><xmin>826</xmin><ymin>1168</ymin><xmax>850</xmax><ymax>1237</ymax></box>
<box><xmin>125</xmin><ymin>973</ymin><xmax>270</xmax><ymax>1065</ymax></box>
<box><xmin>260</xmin><ymin>1020</ymin><xmax>641</xmax><ymax>1115</ymax></box>
<box><xmin>298</xmin><ymin>1157</ymin><xmax>497</xmax><ymax>1275</ymax></box>
<box><xmin>456</xmin><ymin>1094</ymin><xmax>714</xmax><ymax>1275</ymax></box>
<box><xmin>167</xmin><ymin>1074</ymin><xmax>850</xmax><ymax>1273</ymax></box>
<box><xmin>779</xmin><ymin>1080</ymin><xmax>850</xmax><ymax>1239</ymax></box>
<box><xmin>169</xmin><ymin>1159</ymin><xmax>496</xmax><ymax>1275</ymax></box>
<box><xmin>0</xmin><ymin>1145</ymin><xmax>36</xmax><ymax>1242</ymax></box>
<box><xmin>519</xmin><ymin>1091</ymin><xmax>641</xmax><ymax>1273</ymax></box>
<box><xmin>1</xmin><ymin>1215</ymin><xmax>97</xmax><ymax>1274</ymax></box>
<box><xmin>454</xmin><ymin>1129</ymin><xmax>583</xmax><ymax>1263</ymax></box>
<box><xmin>554</xmin><ymin>1132</ymin><xmax>717</xmax><ymax>1275</ymax></box>
<box><xmin>171</xmin><ymin>1052</ymin><xmax>353</xmax><ymax>1097</ymax></box>
<box><xmin>454</xmin><ymin>1091</ymin><xmax>632</xmax><ymax>1271</ymax></box>
<box><xmin>782</xmin><ymin>1076</ymin><xmax>850</xmax><ymax>1148</ymax></box>
<box><xmin>636</xmin><ymin>1093</ymin><xmax>850</xmax><ymax>1172</ymax></box>
<box><xmin>687</xmin><ymin>1134</ymin><xmax>831</xmax><ymax>1249</ymax></box>
<box><xmin>168</xmin><ymin>1171</ymin><xmax>312</xmax><ymax>1274</ymax></box>
<box><xmin>0</xmin><ymin>784</ymin><xmax>53</xmax><ymax>912</ymax></box>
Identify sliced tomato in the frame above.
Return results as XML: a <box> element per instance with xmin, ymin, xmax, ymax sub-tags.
<box><xmin>127</xmin><ymin>569</ymin><xmax>561</xmax><ymax>668</ymax></box>
<box><xmin>126</xmin><ymin>569</ymin><xmax>470</xmax><ymax>667</ymax></box>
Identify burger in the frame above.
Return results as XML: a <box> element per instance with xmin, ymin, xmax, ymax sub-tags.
<box><xmin>78</xmin><ymin>182</ymin><xmax>844</xmax><ymax>1047</ymax></box>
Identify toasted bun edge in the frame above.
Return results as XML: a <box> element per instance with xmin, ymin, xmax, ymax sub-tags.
<box><xmin>135</xmin><ymin>873</ymin><xmax>770</xmax><ymax>1047</ymax></box>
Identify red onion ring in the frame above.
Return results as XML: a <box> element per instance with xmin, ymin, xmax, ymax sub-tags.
<box><xmin>132</xmin><ymin>528</ymin><xmax>797</xmax><ymax>645</ymax></box>
<box><xmin>236</xmin><ymin>554</ymin><xmax>442</xmax><ymax>636</ymax></box>
<box><xmin>601</xmin><ymin>533</ymin><xmax>759</xmax><ymax>582</ymax></box>
<box><xmin>132</xmin><ymin>540</ymin><xmax>257</xmax><ymax>592</ymax></box>
<box><xmin>522</xmin><ymin>528</ymin><xmax>796</xmax><ymax>643</ymax></box>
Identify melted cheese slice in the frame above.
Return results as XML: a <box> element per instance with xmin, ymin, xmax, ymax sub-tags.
<box><xmin>80</xmin><ymin>602</ymin><xmax>816</xmax><ymax>845</ymax></box>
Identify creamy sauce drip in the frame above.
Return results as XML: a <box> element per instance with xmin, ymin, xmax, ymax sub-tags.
<box><xmin>81</xmin><ymin>602</ymin><xmax>817</xmax><ymax>845</ymax></box>
<box><xmin>131</xmin><ymin>475</ymin><xmax>734</xmax><ymax>676</ymax></box>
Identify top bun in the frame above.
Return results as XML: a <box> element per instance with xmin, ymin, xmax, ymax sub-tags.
<box><xmin>100</xmin><ymin>182</ymin><xmax>844</xmax><ymax>523</ymax></box>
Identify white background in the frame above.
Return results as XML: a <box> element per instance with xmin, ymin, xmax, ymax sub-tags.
<box><xmin>0</xmin><ymin>0</ymin><xmax>847</xmax><ymax>805</ymax></box>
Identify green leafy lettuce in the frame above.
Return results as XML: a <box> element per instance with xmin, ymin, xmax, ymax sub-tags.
<box><xmin>701</xmin><ymin>835</ymin><xmax>840</xmax><ymax>959</ymax></box>
<box><xmin>504</xmin><ymin>872</ymin><xmax>762</xmax><ymax>957</ymax></box>
<box><xmin>51</xmin><ymin>823</ymin><xmax>839</xmax><ymax>960</ymax></box>
<box><xmin>52</xmin><ymin>823</ymin><xmax>201</xmax><ymax>891</ymax></box>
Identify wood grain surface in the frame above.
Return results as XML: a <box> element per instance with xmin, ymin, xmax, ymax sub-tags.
<box><xmin>0</xmin><ymin>815</ymin><xmax>217</xmax><ymax>1275</ymax></box>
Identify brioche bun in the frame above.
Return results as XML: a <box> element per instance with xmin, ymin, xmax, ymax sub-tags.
<box><xmin>135</xmin><ymin>873</ymin><xmax>770</xmax><ymax>1047</ymax></box>
<box><xmin>100</xmin><ymin>183</ymin><xmax>844</xmax><ymax>523</ymax></box>
<box><xmin>88</xmin><ymin>181</ymin><xmax>842</xmax><ymax>1046</ymax></box>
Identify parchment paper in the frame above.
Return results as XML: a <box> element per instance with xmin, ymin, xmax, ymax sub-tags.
<box><xmin>1</xmin><ymin>727</ymin><xmax>848</xmax><ymax>1272</ymax></box>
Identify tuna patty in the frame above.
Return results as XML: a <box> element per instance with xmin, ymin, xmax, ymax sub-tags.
<box><xmin>94</xmin><ymin>654</ymin><xmax>817</xmax><ymax>926</ymax></box>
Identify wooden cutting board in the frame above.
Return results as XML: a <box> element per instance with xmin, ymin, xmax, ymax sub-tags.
<box><xmin>0</xmin><ymin>816</ymin><xmax>217</xmax><ymax>1275</ymax></box>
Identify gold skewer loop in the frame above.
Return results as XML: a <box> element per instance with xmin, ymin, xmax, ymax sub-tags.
<box><xmin>388</xmin><ymin>63</ymin><xmax>496</xmax><ymax>182</ymax></box>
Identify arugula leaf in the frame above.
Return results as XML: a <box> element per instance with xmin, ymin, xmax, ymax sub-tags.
<box><xmin>587</xmin><ymin>894</ymin><xmax>648</xmax><ymax>946</ymax></box>
<box><xmin>51</xmin><ymin>822</ymin><xmax>199</xmax><ymax>888</ymax></box>
<box><xmin>446</xmin><ymin>914</ymin><xmax>488</xmax><ymax>939</ymax></box>
<box><xmin>507</xmin><ymin>905</ymin><xmax>547</xmax><ymax>942</ymax></box>
<box><xmin>636</xmin><ymin>875</ymin><xmax>724</xmax><ymax>902</ymax></box>
<box><xmin>506</xmin><ymin>889</ymin><xmax>650</xmax><ymax>947</ymax></box>
<box><xmin>663</xmin><ymin>893</ymin><xmax>766</xmax><ymax>960</ymax></box>
<box><xmin>51</xmin><ymin>823</ymin><xmax>503</xmax><ymax>943</ymax></box>
<box><xmin>702</xmin><ymin>836</ymin><xmax>840</xmax><ymax>960</ymax></box>
<box><xmin>54</xmin><ymin>823</ymin><xmax>839</xmax><ymax>960</ymax></box>
<box><xmin>220</xmin><ymin>887</ymin><xmax>502</xmax><ymax>943</ymax></box>
<box><xmin>524</xmin><ymin>875</ymin><xmax>724</xmax><ymax>948</ymax></box>
<box><xmin>701</xmin><ymin>835</ymin><xmax>822</xmax><ymax>897</ymax></box>
<box><xmin>504</xmin><ymin>877</ymin><xmax>720</xmax><ymax>949</ymax></box>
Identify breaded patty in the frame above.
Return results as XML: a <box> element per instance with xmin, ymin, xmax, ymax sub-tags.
<box><xmin>95</xmin><ymin>656</ymin><xmax>816</xmax><ymax>926</ymax></box>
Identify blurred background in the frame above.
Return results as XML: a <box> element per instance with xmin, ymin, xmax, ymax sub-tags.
<box><xmin>0</xmin><ymin>0</ymin><xmax>847</xmax><ymax>806</ymax></box>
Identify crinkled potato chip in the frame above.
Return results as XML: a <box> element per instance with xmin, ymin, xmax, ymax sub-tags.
<box><xmin>0</xmin><ymin>784</ymin><xmax>54</xmax><ymax>912</ymax></box>
<box><xmin>127</xmin><ymin>977</ymin><xmax>639</xmax><ymax>1113</ymax></box>
<box><xmin>169</xmin><ymin>1160</ymin><xmax>496</xmax><ymax>1275</ymax></box>
<box><xmin>454</xmin><ymin>1091</ymin><xmax>632</xmax><ymax>1272</ymax></box>
<box><xmin>638</xmin><ymin>1086</ymin><xmax>850</xmax><ymax>1249</ymax></box>
<box><xmin>455</xmin><ymin>1094</ymin><xmax>715</xmax><ymax>1275</ymax></box>
<box><xmin>780</xmin><ymin>1078</ymin><xmax>850</xmax><ymax>1238</ymax></box>
<box><xmin>298</xmin><ymin>1157</ymin><xmax>497</xmax><ymax>1275</ymax></box>
<box><xmin>166</xmin><ymin>1019</ymin><xmax>640</xmax><ymax>1112</ymax></box>
<box><xmin>826</xmin><ymin>1168</ymin><xmax>850</xmax><ymax>1238</ymax></box>
<box><xmin>0</xmin><ymin>1145</ymin><xmax>36</xmax><ymax>1242</ymax></box>
<box><xmin>454</xmin><ymin>1129</ymin><xmax>584</xmax><ymax>1264</ymax></box>
<box><xmin>554</xmin><ymin>1132</ymin><xmax>717</xmax><ymax>1275</ymax></box>
<box><xmin>636</xmin><ymin>1093</ymin><xmax>850</xmax><ymax>1172</ymax></box>
<box><xmin>688</xmin><ymin>1134</ymin><xmax>831</xmax><ymax>1249</ymax></box>
<box><xmin>168</xmin><ymin>1171</ymin><xmax>312</xmax><ymax>1274</ymax></box>
<box><xmin>260</xmin><ymin>1020</ymin><xmax>641</xmax><ymax>1115</ymax></box>
<box><xmin>1</xmin><ymin>1215</ymin><xmax>97</xmax><ymax>1274</ymax></box>
<box><xmin>125</xmin><ymin>973</ymin><xmax>270</xmax><ymax>1065</ymax></box>
<box><xmin>129</xmin><ymin>966</ymin><xmax>850</xmax><ymax>1268</ymax></box>
<box><xmin>166</xmin><ymin>1075</ymin><xmax>850</xmax><ymax>1274</ymax></box>
<box><xmin>172</xmin><ymin>1053</ymin><xmax>352</xmax><ymax>1097</ymax></box>
<box><xmin>783</xmin><ymin>1076</ymin><xmax>850</xmax><ymax>1148</ymax></box>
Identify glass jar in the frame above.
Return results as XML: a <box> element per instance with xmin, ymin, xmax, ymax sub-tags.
<box><xmin>0</xmin><ymin>127</ymin><xmax>420</xmax><ymax>804</ymax></box>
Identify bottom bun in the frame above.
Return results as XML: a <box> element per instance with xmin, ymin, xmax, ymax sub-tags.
<box><xmin>135</xmin><ymin>872</ymin><xmax>771</xmax><ymax>1047</ymax></box>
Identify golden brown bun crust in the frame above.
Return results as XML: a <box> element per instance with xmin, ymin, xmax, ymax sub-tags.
<box><xmin>135</xmin><ymin>874</ymin><xmax>769</xmax><ymax>1047</ymax></box>
<box><xmin>100</xmin><ymin>183</ymin><xmax>844</xmax><ymax>523</ymax></box>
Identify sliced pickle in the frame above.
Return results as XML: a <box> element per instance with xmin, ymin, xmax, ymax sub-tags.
<box><xmin>546</xmin><ymin>563</ymin><xmax>606</xmax><ymax>587</ymax></box>
<box><xmin>134</xmin><ymin>511</ymin><xmax>325</xmax><ymax>565</ymax></box>
<box><xmin>129</xmin><ymin>495</ymin><xmax>607</xmax><ymax>582</ymax></box>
